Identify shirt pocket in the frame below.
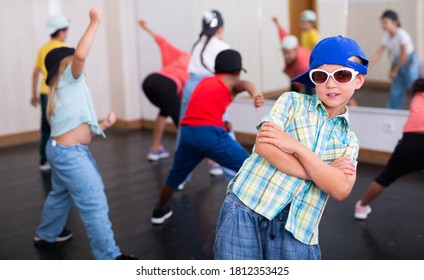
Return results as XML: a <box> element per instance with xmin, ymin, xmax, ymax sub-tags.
<box><xmin>285</xmin><ymin>115</ymin><xmax>316</xmax><ymax>149</ymax></box>
<box><xmin>322</xmin><ymin>132</ymin><xmax>349</xmax><ymax>163</ymax></box>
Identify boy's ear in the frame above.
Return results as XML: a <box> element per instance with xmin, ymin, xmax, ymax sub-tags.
<box><xmin>355</xmin><ymin>74</ymin><xmax>366</xmax><ymax>90</ymax></box>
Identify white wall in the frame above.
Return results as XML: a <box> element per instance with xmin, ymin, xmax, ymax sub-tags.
<box><xmin>228</xmin><ymin>96</ymin><xmax>407</xmax><ymax>153</ymax></box>
<box><xmin>0</xmin><ymin>0</ymin><xmax>112</xmax><ymax>135</ymax></box>
<box><xmin>1</xmin><ymin>0</ymin><xmax>419</xmax><ymax>153</ymax></box>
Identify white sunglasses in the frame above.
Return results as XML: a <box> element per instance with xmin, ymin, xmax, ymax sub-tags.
<box><xmin>309</xmin><ymin>67</ymin><xmax>359</xmax><ymax>85</ymax></box>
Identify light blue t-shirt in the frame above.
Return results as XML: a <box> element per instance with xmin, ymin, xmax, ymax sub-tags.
<box><xmin>50</xmin><ymin>64</ymin><xmax>105</xmax><ymax>138</ymax></box>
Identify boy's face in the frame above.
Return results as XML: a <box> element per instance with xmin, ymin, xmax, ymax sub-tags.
<box><xmin>300</xmin><ymin>20</ymin><xmax>313</xmax><ymax>31</ymax></box>
<box><xmin>282</xmin><ymin>48</ymin><xmax>298</xmax><ymax>65</ymax></box>
<box><xmin>381</xmin><ymin>18</ymin><xmax>397</xmax><ymax>32</ymax></box>
<box><xmin>313</xmin><ymin>64</ymin><xmax>365</xmax><ymax>117</ymax></box>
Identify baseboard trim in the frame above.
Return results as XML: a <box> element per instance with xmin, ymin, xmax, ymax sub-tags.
<box><xmin>113</xmin><ymin>119</ymin><xmax>177</xmax><ymax>133</ymax></box>
<box><xmin>357</xmin><ymin>148</ymin><xmax>391</xmax><ymax>166</ymax></box>
<box><xmin>0</xmin><ymin>131</ymin><xmax>40</xmax><ymax>148</ymax></box>
<box><xmin>0</xmin><ymin>119</ymin><xmax>391</xmax><ymax>165</ymax></box>
<box><xmin>363</xmin><ymin>80</ymin><xmax>391</xmax><ymax>91</ymax></box>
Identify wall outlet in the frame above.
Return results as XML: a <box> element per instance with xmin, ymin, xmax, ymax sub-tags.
<box><xmin>382</xmin><ymin>120</ymin><xmax>396</xmax><ymax>133</ymax></box>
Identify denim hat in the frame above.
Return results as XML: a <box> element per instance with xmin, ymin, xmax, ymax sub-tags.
<box><xmin>200</xmin><ymin>10</ymin><xmax>224</xmax><ymax>37</ymax></box>
<box><xmin>291</xmin><ymin>35</ymin><xmax>368</xmax><ymax>88</ymax></box>
<box><xmin>214</xmin><ymin>49</ymin><xmax>247</xmax><ymax>74</ymax></box>
<box><xmin>45</xmin><ymin>15</ymin><xmax>69</xmax><ymax>35</ymax></box>
<box><xmin>45</xmin><ymin>47</ymin><xmax>75</xmax><ymax>86</ymax></box>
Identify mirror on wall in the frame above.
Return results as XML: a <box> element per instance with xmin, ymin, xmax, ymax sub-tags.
<box><xmin>254</xmin><ymin>0</ymin><xmax>420</xmax><ymax>111</ymax></box>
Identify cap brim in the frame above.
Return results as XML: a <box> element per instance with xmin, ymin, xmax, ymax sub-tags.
<box><xmin>291</xmin><ymin>71</ymin><xmax>315</xmax><ymax>89</ymax></box>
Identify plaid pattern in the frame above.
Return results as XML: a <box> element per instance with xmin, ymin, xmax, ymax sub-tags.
<box><xmin>229</xmin><ymin>92</ymin><xmax>359</xmax><ymax>245</ymax></box>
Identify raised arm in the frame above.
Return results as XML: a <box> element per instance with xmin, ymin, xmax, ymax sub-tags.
<box><xmin>272</xmin><ymin>16</ymin><xmax>288</xmax><ymax>41</ymax></box>
<box><xmin>71</xmin><ymin>8</ymin><xmax>102</xmax><ymax>80</ymax></box>
<box><xmin>138</xmin><ymin>19</ymin><xmax>157</xmax><ymax>38</ymax></box>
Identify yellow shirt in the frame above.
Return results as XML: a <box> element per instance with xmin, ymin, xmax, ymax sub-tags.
<box><xmin>35</xmin><ymin>39</ymin><xmax>66</xmax><ymax>94</ymax></box>
<box><xmin>300</xmin><ymin>28</ymin><xmax>320</xmax><ymax>51</ymax></box>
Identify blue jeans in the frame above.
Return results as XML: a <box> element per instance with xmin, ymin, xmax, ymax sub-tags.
<box><xmin>176</xmin><ymin>73</ymin><xmax>206</xmax><ymax>183</ymax></box>
<box><xmin>166</xmin><ymin>126</ymin><xmax>249</xmax><ymax>189</ymax></box>
<box><xmin>214</xmin><ymin>193</ymin><xmax>321</xmax><ymax>260</ymax></box>
<box><xmin>388</xmin><ymin>53</ymin><xmax>419</xmax><ymax>109</ymax></box>
<box><xmin>35</xmin><ymin>139</ymin><xmax>121</xmax><ymax>259</ymax></box>
<box><xmin>177</xmin><ymin>73</ymin><xmax>233</xmax><ymax>181</ymax></box>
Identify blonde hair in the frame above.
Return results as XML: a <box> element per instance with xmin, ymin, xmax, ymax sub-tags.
<box><xmin>46</xmin><ymin>55</ymin><xmax>73</xmax><ymax>120</ymax></box>
<box><xmin>348</xmin><ymin>56</ymin><xmax>364</xmax><ymax>65</ymax></box>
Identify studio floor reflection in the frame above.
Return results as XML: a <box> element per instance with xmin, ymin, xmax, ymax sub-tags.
<box><xmin>0</xmin><ymin>129</ymin><xmax>423</xmax><ymax>260</ymax></box>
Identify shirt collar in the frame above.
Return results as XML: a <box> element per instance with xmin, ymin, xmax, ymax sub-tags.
<box><xmin>308</xmin><ymin>94</ymin><xmax>351</xmax><ymax>128</ymax></box>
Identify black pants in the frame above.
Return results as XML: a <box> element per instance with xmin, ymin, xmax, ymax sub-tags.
<box><xmin>375</xmin><ymin>133</ymin><xmax>424</xmax><ymax>187</ymax></box>
<box><xmin>142</xmin><ymin>73</ymin><xmax>181</xmax><ymax>127</ymax></box>
<box><xmin>39</xmin><ymin>94</ymin><xmax>50</xmax><ymax>164</ymax></box>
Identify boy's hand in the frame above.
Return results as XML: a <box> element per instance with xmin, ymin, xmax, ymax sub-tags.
<box><xmin>101</xmin><ymin>111</ymin><xmax>116</xmax><ymax>130</ymax></box>
<box><xmin>389</xmin><ymin>68</ymin><xmax>398</xmax><ymax>79</ymax></box>
<box><xmin>224</xmin><ymin>121</ymin><xmax>233</xmax><ymax>132</ymax></box>
<box><xmin>330</xmin><ymin>157</ymin><xmax>356</xmax><ymax>176</ymax></box>
<box><xmin>257</xmin><ymin>121</ymin><xmax>298</xmax><ymax>154</ymax></box>
<box><xmin>253</xmin><ymin>93</ymin><xmax>264</xmax><ymax>110</ymax></box>
<box><xmin>30</xmin><ymin>96</ymin><xmax>39</xmax><ymax>107</ymax></box>
<box><xmin>89</xmin><ymin>8</ymin><xmax>103</xmax><ymax>24</ymax></box>
<box><xmin>138</xmin><ymin>19</ymin><xmax>147</xmax><ymax>29</ymax></box>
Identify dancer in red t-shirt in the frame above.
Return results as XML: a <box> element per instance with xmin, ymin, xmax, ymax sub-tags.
<box><xmin>151</xmin><ymin>49</ymin><xmax>264</xmax><ymax>225</ymax></box>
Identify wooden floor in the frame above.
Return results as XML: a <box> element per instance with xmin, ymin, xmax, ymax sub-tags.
<box><xmin>0</xmin><ymin>129</ymin><xmax>423</xmax><ymax>260</ymax></box>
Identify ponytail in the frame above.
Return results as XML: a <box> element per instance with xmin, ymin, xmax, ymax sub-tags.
<box><xmin>191</xmin><ymin>35</ymin><xmax>214</xmax><ymax>74</ymax></box>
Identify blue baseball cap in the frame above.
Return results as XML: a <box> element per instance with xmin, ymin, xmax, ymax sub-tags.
<box><xmin>292</xmin><ymin>35</ymin><xmax>368</xmax><ymax>88</ymax></box>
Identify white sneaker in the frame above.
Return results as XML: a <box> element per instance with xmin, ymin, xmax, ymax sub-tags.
<box><xmin>177</xmin><ymin>182</ymin><xmax>185</xmax><ymax>191</ymax></box>
<box><xmin>147</xmin><ymin>147</ymin><xmax>170</xmax><ymax>161</ymax></box>
<box><xmin>354</xmin><ymin>200</ymin><xmax>372</xmax><ymax>220</ymax></box>
<box><xmin>39</xmin><ymin>162</ymin><xmax>51</xmax><ymax>171</ymax></box>
<box><xmin>209</xmin><ymin>163</ymin><xmax>224</xmax><ymax>176</ymax></box>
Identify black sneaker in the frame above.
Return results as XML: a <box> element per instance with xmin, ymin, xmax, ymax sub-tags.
<box><xmin>33</xmin><ymin>228</ymin><xmax>73</xmax><ymax>247</ymax></box>
<box><xmin>151</xmin><ymin>206</ymin><xmax>173</xmax><ymax>225</ymax></box>
<box><xmin>115</xmin><ymin>254</ymin><xmax>138</xmax><ymax>260</ymax></box>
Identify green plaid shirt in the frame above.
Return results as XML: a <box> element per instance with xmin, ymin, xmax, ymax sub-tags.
<box><xmin>229</xmin><ymin>92</ymin><xmax>359</xmax><ymax>245</ymax></box>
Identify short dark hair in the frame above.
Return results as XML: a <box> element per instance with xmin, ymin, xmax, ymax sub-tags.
<box><xmin>381</xmin><ymin>10</ymin><xmax>400</xmax><ymax>27</ymax></box>
<box><xmin>50</xmin><ymin>27</ymin><xmax>68</xmax><ymax>38</ymax></box>
<box><xmin>411</xmin><ymin>78</ymin><xmax>424</xmax><ymax>95</ymax></box>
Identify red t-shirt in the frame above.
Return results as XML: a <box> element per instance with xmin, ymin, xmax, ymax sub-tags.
<box><xmin>155</xmin><ymin>35</ymin><xmax>190</xmax><ymax>95</ymax></box>
<box><xmin>277</xmin><ymin>26</ymin><xmax>311</xmax><ymax>90</ymax></box>
<box><xmin>284</xmin><ymin>46</ymin><xmax>310</xmax><ymax>79</ymax></box>
<box><xmin>181</xmin><ymin>74</ymin><xmax>232</xmax><ymax>130</ymax></box>
<box><xmin>403</xmin><ymin>92</ymin><xmax>424</xmax><ymax>133</ymax></box>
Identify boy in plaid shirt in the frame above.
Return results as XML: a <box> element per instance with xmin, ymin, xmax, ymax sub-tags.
<box><xmin>214</xmin><ymin>36</ymin><xmax>368</xmax><ymax>260</ymax></box>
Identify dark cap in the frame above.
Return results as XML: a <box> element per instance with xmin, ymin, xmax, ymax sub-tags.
<box><xmin>214</xmin><ymin>49</ymin><xmax>247</xmax><ymax>74</ymax></box>
<box><xmin>200</xmin><ymin>10</ymin><xmax>224</xmax><ymax>36</ymax></box>
<box><xmin>292</xmin><ymin>35</ymin><xmax>368</xmax><ymax>88</ymax></box>
<box><xmin>45</xmin><ymin>47</ymin><xmax>75</xmax><ymax>86</ymax></box>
